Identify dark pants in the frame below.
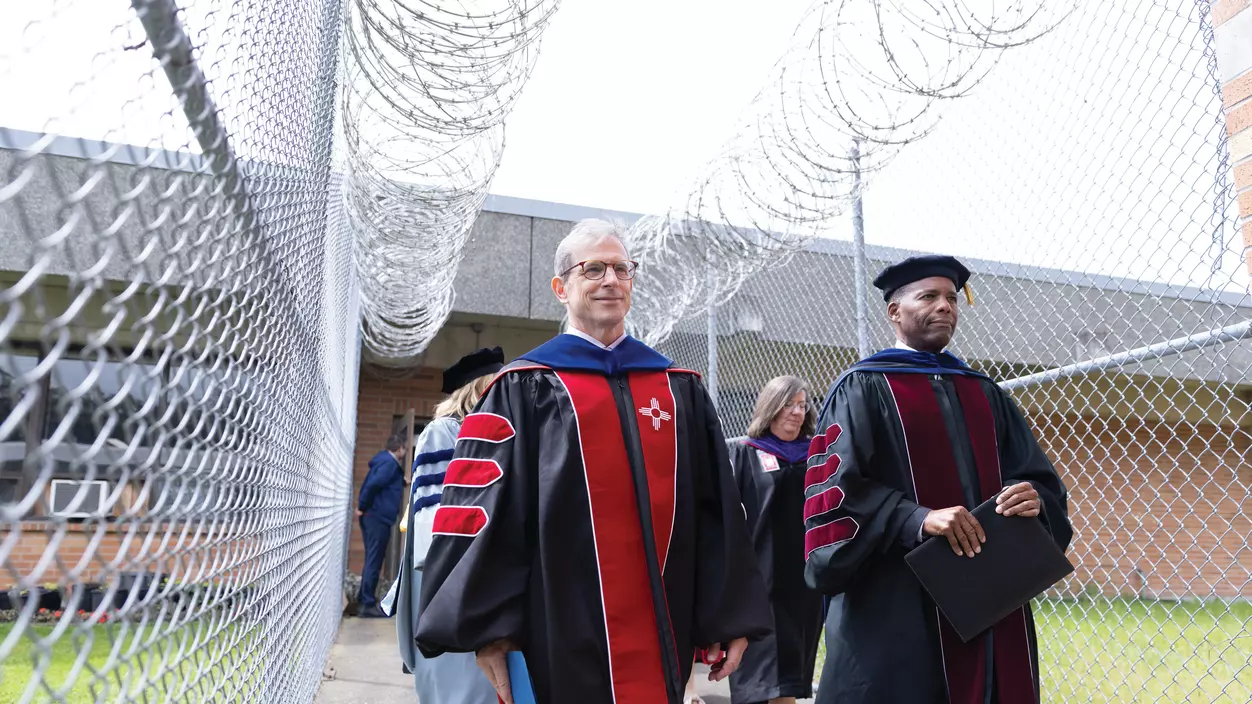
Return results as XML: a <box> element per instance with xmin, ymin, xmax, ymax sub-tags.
<box><xmin>358</xmin><ymin>515</ymin><xmax>392</xmax><ymax>609</ymax></box>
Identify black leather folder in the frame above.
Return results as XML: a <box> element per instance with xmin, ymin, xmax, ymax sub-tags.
<box><xmin>904</xmin><ymin>495</ymin><xmax>1073</xmax><ymax>643</ymax></box>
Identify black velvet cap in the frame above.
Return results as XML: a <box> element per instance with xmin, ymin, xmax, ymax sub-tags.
<box><xmin>442</xmin><ymin>346</ymin><xmax>505</xmax><ymax>393</ymax></box>
<box><xmin>873</xmin><ymin>255</ymin><xmax>973</xmax><ymax>303</ymax></box>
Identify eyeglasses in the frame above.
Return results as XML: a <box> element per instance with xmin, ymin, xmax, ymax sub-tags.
<box><xmin>781</xmin><ymin>402</ymin><xmax>808</xmax><ymax>413</ymax></box>
<box><xmin>561</xmin><ymin>260</ymin><xmax>639</xmax><ymax>281</ymax></box>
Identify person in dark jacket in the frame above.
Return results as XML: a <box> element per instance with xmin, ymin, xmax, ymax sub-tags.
<box><xmin>356</xmin><ymin>433</ymin><xmax>407</xmax><ymax>616</ymax></box>
<box><xmin>728</xmin><ymin>375</ymin><xmax>823</xmax><ymax>704</ymax></box>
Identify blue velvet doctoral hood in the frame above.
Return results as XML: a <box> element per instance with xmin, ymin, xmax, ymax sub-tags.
<box><xmin>818</xmin><ymin>348</ymin><xmax>991</xmax><ymax>419</ymax></box>
<box><xmin>849</xmin><ymin>348</ymin><xmax>988</xmax><ymax>378</ymax></box>
<box><xmin>517</xmin><ymin>333</ymin><xmax>673</xmax><ymax>375</ymax></box>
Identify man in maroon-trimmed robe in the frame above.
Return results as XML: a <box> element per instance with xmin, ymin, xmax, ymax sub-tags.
<box><xmin>415</xmin><ymin>219</ymin><xmax>771</xmax><ymax>704</ymax></box>
<box><xmin>804</xmin><ymin>255</ymin><xmax>1072</xmax><ymax>704</ymax></box>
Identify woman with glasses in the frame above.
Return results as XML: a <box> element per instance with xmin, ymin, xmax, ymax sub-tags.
<box><xmin>728</xmin><ymin>375</ymin><xmax>824</xmax><ymax>704</ymax></box>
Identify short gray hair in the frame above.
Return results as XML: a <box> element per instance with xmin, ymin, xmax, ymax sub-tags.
<box><xmin>888</xmin><ymin>279</ymin><xmax>921</xmax><ymax>304</ymax></box>
<box><xmin>553</xmin><ymin>218</ymin><xmax>630</xmax><ymax>278</ymax></box>
<box><xmin>746</xmin><ymin>375</ymin><xmax>817</xmax><ymax>439</ymax></box>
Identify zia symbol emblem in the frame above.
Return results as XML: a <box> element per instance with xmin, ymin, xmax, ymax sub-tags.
<box><xmin>638</xmin><ymin>397</ymin><xmax>672</xmax><ymax>431</ymax></box>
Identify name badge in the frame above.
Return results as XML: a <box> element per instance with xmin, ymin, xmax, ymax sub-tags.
<box><xmin>757</xmin><ymin>450</ymin><xmax>781</xmax><ymax>473</ymax></box>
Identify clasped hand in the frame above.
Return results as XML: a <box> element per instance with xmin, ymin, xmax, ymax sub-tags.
<box><xmin>475</xmin><ymin>636</ymin><xmax>750</xmax><ymax>702</ymax></box>
<box><xmin>922</xmin><ymin>481</ymin><xmax>1040</xmax><ymax>557</ymax></box>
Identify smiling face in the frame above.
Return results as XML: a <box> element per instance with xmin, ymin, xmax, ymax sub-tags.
<box><xmin>768</xmin><ymin>390</ymin><xmax>808</xmax><ymax>442</ymax></box>
<box><xmin>888</xmin><ymin>276</ymin><xmax>959</xmax><ymax>352</ymax></box>
<box><xmin>550</xmin><ymin>235</ymin><xmax>633</xmax><ymax>337</ymax></box>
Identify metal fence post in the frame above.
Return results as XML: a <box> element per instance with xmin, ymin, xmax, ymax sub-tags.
<box><xmin>851</xmin><ymin>139</ymin><xmax>871</xmax><ymax>360</ymax></box>
<box><xmin>707</xmin><ymin>257</ymin><xmax>719</xmax><ymax>409</ymax></box>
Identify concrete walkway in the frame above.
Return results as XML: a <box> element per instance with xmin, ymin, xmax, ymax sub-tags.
<box><xmin>316</xmin><ymin>617</ymin><xmax>414</xmax><ymax>704</ymax></box>
<box><xmin>316</xmin><ymin>616</ymin><xmax>811</xmax><ymax>703</ymax></box>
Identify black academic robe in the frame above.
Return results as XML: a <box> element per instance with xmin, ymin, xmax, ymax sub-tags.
<box><xmin>415</xmin><ymin>334</ymin><xmax>772</xmax><ymax>704</ymax></box>
<box><xmin>729</xmin><ymin>441</ymin><xmax>824</xmax><ymax>704</ymax></box>
<box><xmin>803</xmin><ymin>349</ymin><xmax>1072</xmax><ymax>704</ymax></box>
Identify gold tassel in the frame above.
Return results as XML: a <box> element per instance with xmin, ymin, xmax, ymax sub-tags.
<box><xmin>964</xmin><ymin>283</ymin><xmax>974</xmax><ymax>306</ymax></box>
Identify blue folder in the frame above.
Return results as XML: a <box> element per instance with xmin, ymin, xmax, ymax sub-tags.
<box><xmin>507</xmin><ymin>651</ymin><xmax>537</xmax><ymax>704</ymax></box>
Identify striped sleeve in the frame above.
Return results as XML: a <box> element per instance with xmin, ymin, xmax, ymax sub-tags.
<box><xmin>415</xmin><ymin>373</ymin><xmax>531</xmax><ymax>656</ymax></box>
<box><xmin>803</xmin><ymin>373</ymin><xmax>922</xmax><ymax>595</ymax></box>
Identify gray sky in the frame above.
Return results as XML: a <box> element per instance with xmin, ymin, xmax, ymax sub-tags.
<box><xmin>855</xmin><ymin>0</ymin><xmax>1250</xmax><ymax>295</ymax></box>
<box><xmin>2</xmin><ymin>0</ymin><xmax>1246</xmax><ymax>295</ymax></box>
<box><xmin>487</xmin><ymin>0</ymin><xmax>813</xmax><ymax>213</ymax></box>
<box><xmin>1</xmin><ymin>0</ymin><xmax>192</xmax><ymax>151</ymax></box>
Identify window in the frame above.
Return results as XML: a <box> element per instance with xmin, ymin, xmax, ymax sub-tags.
<box><xmin>0</xmin><ymin>478</ymin><xmax>16</xmax><ymax>504</ymax></box>
<box><xmin>167</xmin><ymin>357</ymin><xmax>262</xmax><ymax>449</ymax></box>
<box><xmin>2</xmin><ymin>348</ymin><xmax>166</xmax><ymax>517</ymax></box>
<box><xmin>2</xmin><ymin>344</ymin><xmax>267</xmax><ymax>518</ymax></box>
<box><xmin>0</xmin><ymin>352</ymin><xmax>40</xmax><ymax>500</ymax></box>
<box><xmin>0</xmin><ymin>352</ymin><xmax>38</xmax><ymax>443</ymax></box>
<box><xmin>43</xmin><ymin>356</ymin><xmax>162</xmax><ymax>450</ymax></box>
<box><xmin>1</xmin><ymin>351</ymin><xmax>38</xmax><ymax>434</ymax></box>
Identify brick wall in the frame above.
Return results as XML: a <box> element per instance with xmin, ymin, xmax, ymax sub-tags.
<box><xmin>5</xmin><ymin>521</ymin><xmax>259</xmax><ymax>589</ymax></box>
<box><xmin>1212</xmin><ymin>0</ymin><xmax>1252</xmax><ymax>274</ymax></box>
<box><xmin>347</xmin><ymin>366</ymin><xmax>445</xmax><ymax>575</ymax></box>
<box><xmin>9</xmin><ymin>405</ymin><xmax>1251</xmax><ymax>599</ymax></box>
<box><xmin>1036</xmin><ymin>412</ymin><xmax>1252</xmax><ymax>598</ymax></box>
<box><xmin>6</xmin><ymin>523</ymin><xmax>131</xmax><ymax>586</ymax></box>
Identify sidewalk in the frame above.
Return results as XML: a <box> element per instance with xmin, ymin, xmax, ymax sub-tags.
<box><xmin>316</xmin><ymin>616</ymin><xmax>809</xmax><ymax>703</ymax></box>
<box><xmin>316</xmin><ymin>617</ymin><xmax>414</xmax><ymax>704</ymax></box>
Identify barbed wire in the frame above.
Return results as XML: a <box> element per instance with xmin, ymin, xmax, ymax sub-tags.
<box><xmin>342</xmin><ymin>0</ymin><xmax>561</xmax><ymax>366</ymax></box>
<box><xmin>625</xmin><ymin>0</ymin><xmax>1075</xmax><ymax>346</ymax></box>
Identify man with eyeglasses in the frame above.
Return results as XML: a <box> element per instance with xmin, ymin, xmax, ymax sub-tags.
<box><xmin>415</xmin><ymin>218</ymin><xmax>772</xmax><ymax>704</ymax></box>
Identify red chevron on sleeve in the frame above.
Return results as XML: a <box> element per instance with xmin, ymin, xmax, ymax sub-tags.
<box><xmin>805</xmin><ymin>453</ymin><xmax>841</xmax><ymax>489</ymax></box>
<box><xmin>807</xmin><ymin>423</ymin><xmax>842</xmax><ymax>458</ymax></box>
<box><xmin>459</xmin><ymin>412</ymin><xmax>516</xmax><ymax>443</ymax></box>
<box><xmin>804</xmin><ymin>517</ymin><xmax>858</xmax><ymax>556</ymax></box>
<box><xmin>803</xmin><ymin>485</ymin><xmax>845</xmax><ymax>521</ymax></box>
<box><xmin>445</xmin><ymin>458</ymin><xmax>504</xmax><ymax>488</ymax></box>
<box><xmin>432</xmin><ymin>506</ymin><xmax>489</xmax><ymax>537</ymax></box>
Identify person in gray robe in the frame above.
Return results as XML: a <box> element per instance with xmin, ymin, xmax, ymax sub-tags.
<box><xmin>382</xmin><ymin>347</ymin><xmax>504</xmax><ymax>703</ymax></box>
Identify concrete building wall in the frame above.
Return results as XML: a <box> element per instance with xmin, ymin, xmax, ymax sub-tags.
<box><xmin>3</xmin><ymin>138</ymin><xmax>1246</xmax><ymax>386</ymax></box>
<box><xmin>5</xmin><ymin>135</ymin><xmax>1252</xmax><ymax>598</ymax></box>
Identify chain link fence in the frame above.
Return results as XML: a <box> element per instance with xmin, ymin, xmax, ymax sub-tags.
<box><xmin>0</xmin><ymin>0</ymin><xmax>355</xmax><ymax>701</ymax></box>
<box><xmin>2</xmin><ymin>0</ymin><xmax>1250</xmax><ymax>702</ymax></box>
<box><xmin>657</xmin><ymin>1</ymin><xmax>1252</xmax><ymax>702</ymax></box>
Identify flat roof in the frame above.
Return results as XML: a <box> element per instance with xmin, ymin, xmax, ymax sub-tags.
<box><xmin>478</xmin><ymin>193</ymin><xmax>1250</xmax><ymax>310</ymax></box>
<box><xmin>5</xmin><ymin>126</ymin><xmax>1248</xmax><ymax>310</ymax></box>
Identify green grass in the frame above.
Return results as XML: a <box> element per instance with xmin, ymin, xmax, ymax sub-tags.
<box><xmin>1037</xmin><ymin>597</ymin><xmax>1252</xmax><ymax>703</ymax></box>
<box><xmin>0</xmin><ymin>622</ymin><xmax>261</xmax><ymax>703</ymax></box>
<box><xmin>814</xmin><ymin>597</ymin><xmax>1252</xmax><ymax>702</ymax></box>
<box><xmin>10</xmin><ymin>598</ymin><xmax>1252</xmax><ymax>702</ymax></box>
